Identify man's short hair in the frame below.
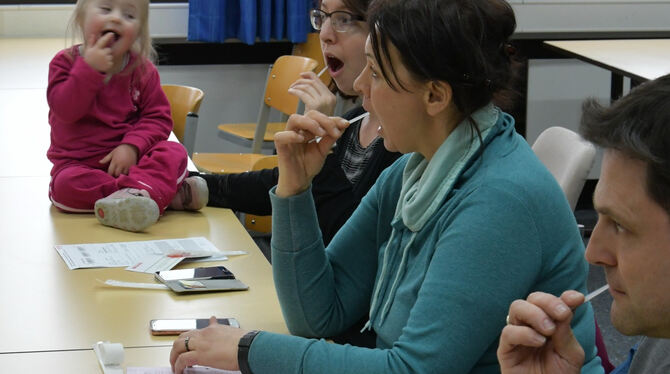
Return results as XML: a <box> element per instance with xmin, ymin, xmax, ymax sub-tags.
<box><xmin>580</xmin><ymin>73</ymin><xmax>670</xmax><ymax>215</ymax></box>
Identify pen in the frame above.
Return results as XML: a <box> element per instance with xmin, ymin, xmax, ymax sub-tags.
<box><xmin>308</xmin><ymin>112</ymin><xmax>370</xmax><ymax>144</ymax></box>
<box><xmin>584</xmin><ymin>284</ymin><xmax>609</xmax><ymax>303</ymax></box>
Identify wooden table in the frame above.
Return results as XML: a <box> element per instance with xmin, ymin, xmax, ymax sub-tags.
<box><xmin>0</xmin><ymin>176</ymin><xmax>286</xmax><ymax>354</ymax></box>
<box><xmin>544</xmin><ymin>39</ymin><xmax>670</xmax><ymax>100</ymax></box>
<box><xmin>0</xmin><ymin>346</ymin><xmax>172</xmax><ymax>372</ymax></box>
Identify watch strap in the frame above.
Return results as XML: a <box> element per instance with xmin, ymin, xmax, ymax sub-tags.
<box><xmin>238</xmin><ymin>330</ymin><xmax>260</xmax><ymax>374</ymax></box>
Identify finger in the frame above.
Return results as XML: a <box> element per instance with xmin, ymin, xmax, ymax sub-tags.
<box><xmin>99</xmin><ymin>153</ymin><xmax>112</xmax><ymax>164</ymax></box>
<box><xmin>170</xmin><ymin>335</ymin><xmax>191</xmax><ymax>370</ymax></box>
<box><xmin>274</xmin><ymin>129</ymin><xmax>308</xmax><ymax>146</ymax></box>
<box><xmin>560</xmin><ymin>290</ymin><xmax>586</xmax><ymax>310</ymax></box>
<box><xmin>209</xmin><ymin>316</ymin><xmax>218</xmax><ymax>326</ymax></box>
<box><xmin>527</xmin><ymin>291</ymin><xmax>574</xmax><ymax>322</ymax></box>
<box><xmin>498</xmin><ymin>324</ymin><xmax>547</xmax><ymax>353</ymax></box>
<box><xmin>173</xmin><ymin>351</ymin><xmax>199</xmax><ymax>374</ymax></box>
<box><xmin>284</xmin><ymin>113</ymin><xmax>327</xmax><ymax>139</ymax></box>
<box><xmin>299</xmin><ymin>71</ymin><xmax>317</xmax><ymax>79</ymax></box>
<box><xmin>507</xmin><ymin>297</ymin><xmax>556</xmax><ymax>336</ymax></box>
<box><xmin>550</xmin><ymin>310</ymin><xmax>585</xmax><ymax>365</ymax></box>
<box><xmin>96</xmin><ymin>32</ymin><xmax>115</xmax><ymax>48</ymax></box>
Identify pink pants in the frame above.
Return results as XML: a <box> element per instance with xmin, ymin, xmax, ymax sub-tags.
<box><xmin>50</xmin><ymin>140</ymin><xmax>188</xmax><ymax>214</ymax></box>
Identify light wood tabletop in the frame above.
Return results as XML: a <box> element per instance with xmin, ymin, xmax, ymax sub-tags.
<box><xmin>544</xmin><ymin>39</ymin><xmax>670</xmax><ymax>82</ymax></box>
<box><xmin>544</xmin><ymin>39</ymin><xmax>670</xmax><ymax>100</ymax></box>
<box><xmin>0</xmin><ymin>346</ymin><xmax>173</xmax><ymax>372</ymax></box>
<box><xmin>0</xmin><ymin>176</ymin><xmax>287</xmax><ymax>354</ymax></box>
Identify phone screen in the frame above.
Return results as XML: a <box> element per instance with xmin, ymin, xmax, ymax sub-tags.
<box><xmin>150</xmin><ymin>318</ymin><xmax>240</xmax><ymax>335</ymax></box>
<box><xmin>156</xmin><ymin>266</ymin><xmax>234</xmax><ymax>281</ymax></box>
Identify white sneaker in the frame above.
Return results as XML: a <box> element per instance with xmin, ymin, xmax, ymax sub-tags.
<box><xmin>169</xmin><ymin>176</ymin><xmax>209</xmax><ymax>211</ymax></box>
<box><xmin>94</xmin><ymin>188</ymin><xmax>159</xmax><ymax>232</ymax></box>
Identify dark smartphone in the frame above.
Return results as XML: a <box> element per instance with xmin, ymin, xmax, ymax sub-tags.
<box><xmin>155</xmin><ymin>266</ymin><xmax>235</xmax><ymax>282</ymax></box>
<box><xmin>150</xmin><ymin>318</ymin><xmax>240</xmax><ymax>335</ymax></box>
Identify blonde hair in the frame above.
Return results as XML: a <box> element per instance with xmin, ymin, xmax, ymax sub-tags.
<box><xmin>67</xmin><ymin>0</ymin><xmax>157</xmax><ymax>67</ymax></box>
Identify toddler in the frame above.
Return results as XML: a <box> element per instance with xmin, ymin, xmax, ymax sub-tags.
<box><xmin>47</xmin><ymin>0</ymin><xmax>207</xmax><ymax>232</ymax></box>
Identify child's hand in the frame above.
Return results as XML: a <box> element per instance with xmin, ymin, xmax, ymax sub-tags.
<box><xmin>99</xmin><ymin>144</ymin><xmax>139</xmax><ymax>177</ymax></box>
<box><xmin>83</xmin><ymin>33</ymin><xmax>115</xmax><ymax>73</ymax></box>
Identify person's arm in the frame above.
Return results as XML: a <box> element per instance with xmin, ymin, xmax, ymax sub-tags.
<box><xmin>200</xmin><ymin>168</ymin><xmax>279</xmax><ymax>215</ymax></box>
<box><xmin>121</xmin><ymin>61</ymin><xmax>172</xmax><ymax>155</ymax></box>
<box><xmin>47</xmin><ymin>50</ymin><xmax>106</xmax><ymax>124</ymax></box>
<box><xmin>250</xmin><ymin>182</ymin><xmax>561</xmax><ymax>373</ymax></box>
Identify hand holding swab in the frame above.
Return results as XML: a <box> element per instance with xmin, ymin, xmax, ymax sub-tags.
<box><xmin>308</xmin><ymin>112</ymin><xmax>369</xmax><ymax>144</ymax></box>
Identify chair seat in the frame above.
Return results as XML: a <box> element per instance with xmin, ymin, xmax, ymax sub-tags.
<box><xmin>218</xmin><ymin>122</ymin><xmax>286</xmax><ymax>142</ymax></box>
<box><xmin>192</xmin><ymin>153</ymin><xmax>271</xmax><ymax>174</ymax></box>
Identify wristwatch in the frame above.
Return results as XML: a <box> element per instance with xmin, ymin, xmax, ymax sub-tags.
<box><xmin>238</xmin><ymin>330</ymin><xmax>260</xmax><ymax>374</ymax></box>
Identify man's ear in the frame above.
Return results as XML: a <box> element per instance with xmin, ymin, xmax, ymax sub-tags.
<box><xmin>424</xmin><ymin>80</ymin><xmax>453</xmax><ymax>117</ymax></box>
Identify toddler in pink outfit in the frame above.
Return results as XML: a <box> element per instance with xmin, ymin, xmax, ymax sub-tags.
<box><xmin>47</xmin><ymin>0</ymin><xmax>207</xmax><ymax>232</ymax></box>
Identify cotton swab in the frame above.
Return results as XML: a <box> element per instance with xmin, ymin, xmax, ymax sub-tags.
<box><xmin>308</xmin><ymin>112</ymin><xmax>370</xmax><ymax>144</ymax></box>
<box><xmin>584</xmin><ymin>284</ymin><xmax>610</xmax><ymax>303</ymax></box>
<box><xmin>317</xmin><ymin>66</ymin><xmax>328</xmax><ymax>77</ymax></box>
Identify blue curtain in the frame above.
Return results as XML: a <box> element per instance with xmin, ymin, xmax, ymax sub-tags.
<box><xmin>188</xmin><ymin>0</ymin><xmax>312</xmax><ymax>45</ymax></box>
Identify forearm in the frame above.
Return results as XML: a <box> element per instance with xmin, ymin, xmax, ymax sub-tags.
<box><xmin>202</xmin><ymin>168</ymin><xmax>278</xmax><ymax>215</ymax></box>
<box><xmin>47</xmin><ymin>56</ymin><xmax>104</xmax><ymax>123</ymax></box>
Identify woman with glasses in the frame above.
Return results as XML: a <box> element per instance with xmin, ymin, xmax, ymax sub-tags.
<box><xmin>193</xmin><ymin>0</ymin><xmax>399</xmax><ymax>249</ymax></box>
<box><xmin>169</xmin><ymin>0</ymin><xmax>602</xmax><ymax>373</ymax></box>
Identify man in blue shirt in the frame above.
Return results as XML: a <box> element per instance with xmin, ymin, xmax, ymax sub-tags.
<box><xmin>497</xmin><ymin>73</ymin><xmax>670</xmax><ymax>374</ymax></box>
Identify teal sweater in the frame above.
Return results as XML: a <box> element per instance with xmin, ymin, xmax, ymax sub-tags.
<box><xmin>254</xmin><ymin>109</ymin><xmax>602</xmax><ymax>374</ymax></box>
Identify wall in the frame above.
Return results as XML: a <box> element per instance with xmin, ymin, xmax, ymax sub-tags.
<box><xmin>1</xmin><ymin>1</ymin><xmax>668</xmax><ymax>168</ymax></box>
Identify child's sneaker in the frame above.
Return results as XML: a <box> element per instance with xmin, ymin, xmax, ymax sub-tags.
<box><xmin>169</xmin><ymin>176</ymin><xmax>209</xmax><ymax>211</ymax></box>
<box><xmin>94</xmin><ymin>188</ymin><xmax>159</xmax><ymax>232</ymax></box>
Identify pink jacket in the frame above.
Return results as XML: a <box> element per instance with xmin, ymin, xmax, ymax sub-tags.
<box><xmin>47</xmin><ymin>46</ymin><xmax>172</xmax><ymax>175</ymax></box>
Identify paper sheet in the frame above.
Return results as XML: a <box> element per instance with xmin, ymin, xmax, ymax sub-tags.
<box><xmin>55</xmin><ymin>237</ymin><xmax>233</xmax><ymax>270</ymax></box>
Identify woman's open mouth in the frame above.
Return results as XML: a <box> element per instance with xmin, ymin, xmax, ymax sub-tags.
<box><xmin>326</xmin><ymin>55</ymin><xmax>344</xmax><ymax>75</ymax></box>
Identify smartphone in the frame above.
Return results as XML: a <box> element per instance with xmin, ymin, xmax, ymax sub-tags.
<box><xmin>155</xmin><ymin>266</ymin><xmax>235</xmax><ymax>282</ymax></box>
<box><xmin>150</xmin><ymin>318</ymin><xmax>240</xmax><ymax>335</ymax></box>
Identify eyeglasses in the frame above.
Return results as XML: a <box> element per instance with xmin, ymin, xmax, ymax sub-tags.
<box><xmin>310</xmin><ymin>9</ymin><xmax>365</xmax><ymax>33</ymax></box>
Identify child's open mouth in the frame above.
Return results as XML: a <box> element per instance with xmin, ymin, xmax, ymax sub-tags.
<box><xmin>101</xmin><ymin>30</ymin><xmax>120</xmax><ymax>46</ymax></box>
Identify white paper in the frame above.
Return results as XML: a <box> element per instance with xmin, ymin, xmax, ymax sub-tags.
<box><xmin>126</xmin><ymin>254</ymin><xmax>185</xmax><ymax>273</ymax></box>
<box><xmin>127</xmin><ymin>366</ymin><xmax>240</xmax><ymax>374</ymax></box>
<box><xmin>55</xmin><ymin>237</ymin><xmax>226</xmax><ymax>270</ymax></box>
<box><xmin>100</xmin><ymin>279</ymin><xmax>169</xmax><ymax>290</ymax></box>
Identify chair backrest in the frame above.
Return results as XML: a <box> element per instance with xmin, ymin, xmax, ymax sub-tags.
<box><xmin>292</xmin><ymin>32</ymin><xmax>330</xmax><ymax>85</ymax></box>
<box><xmin>251</xmin><ymin>55</ymin><xmax>318</xmax><ymax>153</ymax></box>
<box><xmin>264</xmin><ymin>55</ymin><xmax>318</xmax><ymax>115</ymax></box>
<box><xmin>532</xmin><ymin>126</ymin><xmax>597</xmax><ymax>211</ymax></box>
<box><xmin>162</xmin><ymin>84</ymin><xmax>204</xmax><ymax>155</ymax></box>
<box><xmin>243</xmin><ymin>155</ymin><xmax>278</xmax><ymax>233</ymax></box>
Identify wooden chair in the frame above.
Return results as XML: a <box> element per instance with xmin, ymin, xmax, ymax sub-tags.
<box><xmin>215</xmin><ymin>55</ymin><xmax>318</xmax><ymax>154</ymax></box>
<box><xmin>162</xmin><ymin>84</ymin><xmax>204</xmax><ymax>157</ymax></box>
<box><xmin>292</xmin><ymin>32</ymin><xmax>329</xmax><ymax>85</ymax></box>
<box><xmin>242</xmin><ymin>155</ymin><xmax>278</xmax><ymax>234</ymax></box>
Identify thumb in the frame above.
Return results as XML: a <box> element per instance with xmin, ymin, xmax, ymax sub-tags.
<box><xmin>209</xmin><ymin>316</ymin><xmax>218</xmax><ymax>326</ymax></box>
<box><xmin>99</xmin><ymin>152</ymin><xmax>112</xmax><ymax>164</ymax></box>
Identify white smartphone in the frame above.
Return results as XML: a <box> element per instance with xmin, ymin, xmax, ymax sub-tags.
<box><xmin>150</xmin><ymin>318</ymin><xmax>240</xmax><ymax>336</ymax></box>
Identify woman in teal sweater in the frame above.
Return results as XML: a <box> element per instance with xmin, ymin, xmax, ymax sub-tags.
<box><xmin>169</xmin><ymin>0</ymin><xmax>602</xmax><ymax>373</ymax></box>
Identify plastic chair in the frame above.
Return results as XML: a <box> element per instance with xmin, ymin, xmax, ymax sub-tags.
<box><xmin>215</xmin><ymin>55</ymin><xmax>319</xmax><ymax>154</ymax></box>
<box><xmin>162</xmin><ymin>84</ymin><xmax>204</xmax><ymax>157</ymax></box>
<box><xmin>532</xmin><ymin>126</ymin><xmax>597</xmax><ymax>211</ymax></box>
